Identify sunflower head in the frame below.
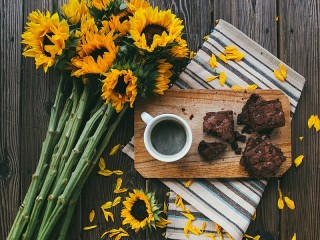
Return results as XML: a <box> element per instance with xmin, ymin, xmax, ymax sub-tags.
<box><xmin>126</xmin><ymin>0</ymin><xmax>150</xmax><ymax>13</ymax></box>
<box><xmin>61</xmin><ymin>0</ymin><xmax>88</xmax><ymax>25</ymax></box>
<box><xmin>21</xmin><ymin>11</ymin><xmax>69</xmax><ymax>72</ymax></box>
<box><xmin>129</xmin><ymin>6</ymin><xmax>184</xmax><ymax>52</ymax></box>
<box><xmin>121</xmin><ymin>190</ymin><xmax>162</xmax><ymax>232</ymax></box>
<box><xmin>101</xmin><ymin>68</ymin><xmax>138</xmax><ymax>112</ymax></box>
<box><xmin>170</xmin><ymin>37</ymin><xmax>189</xmax><ymax>58</ymax></box>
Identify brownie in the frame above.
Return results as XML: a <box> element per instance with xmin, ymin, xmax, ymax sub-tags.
<box><xmin>203</xmin><ymin>111</ymin><xmax>235</xmax><ymax>143</ymax></box>
<box><xmin>240</xmin><ymin>135</ymin><xmax>286</xmax><ymax>177</ymax></box>
<box><xmin>198</xmin><ymin>140</ymin><xmax>227</xmax><ymax>161</ymax></box>
<box><xmin>238</xmin><ymin>94</ymin><xmax>285</xmax><ymax>133</ymax></box>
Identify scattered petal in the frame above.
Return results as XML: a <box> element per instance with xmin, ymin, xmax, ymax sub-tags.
<box><xmin>201</xmin><ymin>222</ymin><xmax>207</xmax><ymax>233</ymax></box>
<box><xmin>284</xmin><ymin>196</ymin><xmax>295</xmax><ymax>210</ymax></box>
<box><xmin>216</xmin><ymin>224</ymin><xmax>223</xmax><ymax>239</ymax></box>
<box><xmin>294</xmin><ymin>155</ymin><xmax>304</xmax><ymax>168</ymax></box>
<box><xmin>279</xmin><ymin>63</ymin><xmax>287</xmax><ymax>78</ymax></box>
<box><xmin>278</xmin><ymin>188</ymin><xmax>284</xmax><ymax>210</ymax></box>
<box><xmin>292</xmin><ymin>233</ymin><xmax>296</xmax><ymax>240</ymax></box>
<box><xmin>226</xmin><ymin>232</ymin><xmax>235</xmax><ymax>240</ymax></box>
<box><xmin>83</xmin><ymin>225</ymin><xmax>97</xmax><ymax>230</ymax></box>
<box><xmin>163</xmin><ymin>201</ymin><xmax>167</xmax><ymax>213</ymax></box>
<box><xmin>181</xmin><ymin>212</ymin><xmax>195</xmax><ymax>221</ymax></box>
<box><xmin>252</xmin><ymin>211</ymin><xmax>256</xmax><ymax>221</ymax></box>
<box><xmin>308</xmin><ymin>115</ymin><xmax>316</xmax><ymax>128</ymax></box>
<box><xmin>102</xmin><ymin>209</ymin><xmax>114</xmax><ymax>222</ymax></box>
<box><xmin>219</xmin><ymin>53</ymin><xmax>228</xmax><ymax>63</ymax></box>
<box><xmin>314</xmin><ymin>116</ymin><xmax>320</xmax><ymax>132</ymax></box>
<box><xmin>189</xmin><ymin>51</ymin><xmax>195</xmax><ymax>59</ymax></box>
<box><xmin>115</xmin><ymin>178</ymin><xmax>122</xmax><ymax>190</ymax></box>
<box><xmin>98</xmin><ymin>170</ymin><xmax>113</xmax><ymax>177</ymax></box>
<box><xmin>219</xmin><ymin>71</ymin><xmax>227</xmax><ymax>86</ymax></box>
<box><xmin>101</xmin><ymin>228</ymin><xmax>128</xmax><ymax>239</ymax></box>
<box><xmin>203</xmin><ymin>35</ymin><xmax>209</xmax><ymax>40</ymax></box>
<box><xmin>203</xmin><ymin>233</ymin><xmax>217</xmax><ymax>240</ymax></box>
<box><xmin>276</xmin><ymin>16</ymin><xmax>279</xmax><ymax>21</ymax></box>
<box><xmin>225</xmin><ymin>46</ymin><xmax>238</xmax><ymax>51</ymax></box>
<box><xmin>185</xmin><ymin>179</ymin><xmax>193</xmax><ymax>188</ymax></box>
<box><xmin>99</xmin><ymin>157</ymin><xmax>105</xmax><ymax>170</ymax></box>
<box><xmin>253</xmin><ymin>235</ymin><xmax>261</xmax><ymax>240</ymax></box>
<box><xmin>155</xmin><ymin>217</ymin><xmax>171</xmax><ymax>228</ymax></box>
<box><xmin>166</xmin><ymin>192</ymin><xmax>170</xmax><ymax>197</ymax></box>
<box><xmin>244</xmin><ymin>234</ymin><xmax>254</xmax><ymax>239</ymax></box>
<box><xmin>231</xmin><ymin>84</ymin><xmax>258</xmax><ymax>90</ymax></box>
<box><xmin>235</xmin><ymin>52</ymin><xmax>245</xmax><ymax>62</ymax></box>
<box><xmin>112</xmin><ymin>196</ymin><xmax>121</xmax><ymax>206</ymax></box>
<box><xmin>114</xmin><ymin>188</ymin><xmax>128</xmax><ymax>193</ymax></box>
<box><xmin>215</xmin><ymin>19</ymin><xmax>219</xmax><ymax>24</ymax></box>
<box><xmin>299</xmin><ymin>136</ymin><xmax>304</xmax><ymax>141</ymax></box>
<box><xmin>89</xmin><ymin>210</ymin><xmax>95</xmax><ymax>223</ymax></box>
<box><xmin>112</xmin><ymin>170</ymin><xmax>123</xmax><ymax>175</ymax></box>
<box><xmin>206</xmin><ymin>75</ymin><xmax>218</xmax><ymax>82</ymax></box>
<box><xmin>101</xmin><ymin>201</ymin><xmax>112</xmax><ymax>210</ymax></box>
<box><xmin>109</xmin><ymin>144</ymin><xmax>121</xmax><ymax>156</ymax></box>
<box><xmin>209</xmin><ymin>54</ymin><xmax>218</xmax><ymax>69</ymax></box>
<box><xmin>274</xmin><ymin>69</ymin><xmax>285</xmax><ymax>81</ymax></box>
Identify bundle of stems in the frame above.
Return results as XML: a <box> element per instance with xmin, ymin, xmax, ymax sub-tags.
<box><xmin>7</xmin><ymin>75</ymin><xmax>127</xmax><ymax>240</ymax></box>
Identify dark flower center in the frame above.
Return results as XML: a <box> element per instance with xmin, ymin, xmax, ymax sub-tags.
<box><xmin>119</xmin><ymin>11</ymin><xmax>133</xmax><ymax>23</ymax></box>
<box><xmin>131</xmin><ymin>199</ymin><xmax>148</xmax><ymax>221</ymax></box>
<box><xmin>43</xmin><ymin>32</ymin><xmax>54</xmax><ymax>57</ymax></box>
<box><xmin>141</xmin><ymin>24</ymin><xmax>168</xmax><ymax>46</ymax></box>
<box><xmin>114</xmin><ymin>75</ymin><xmax>127</xmax><ymax>95</ymax></box>
<box><xmin>90</xmin><ymin>47</ymin><xmax>108</xmax><ymax>61</ymax></box>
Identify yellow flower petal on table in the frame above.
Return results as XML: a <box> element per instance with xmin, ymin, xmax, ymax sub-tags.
<box><xmin>314</xmin><ymin>116</ymin><xmax>320</xmax><ymax>132</ymax></box>
<box><xmin>252</xmin><ymin>211</ymin><xmax>256</xmax><ymax>220</ymax></box>
<box><xmin>83</xmin><ymin>225</ymin><xmax>97</xmax><ymax>230</ymax></box>
<box><xmin>279</xmin><ymin>63</ymin><xmax>287</xmax><ymax>78</ymax></box>
<box><xmin>294</xmin><ymin>155</ymin><xmax>304</xmax><ymax>167</ymax></box>
<box><xmin>183</xmin><ymin>219</ymin><xmax>192</xmax><ymax>238</ymax></box>
<box><xmin>189</xmin><ymin>51</ymin><xmax>195</xmax><ymax>59</ymax></box>
<box><xmin>284</xmin><ymin>196</ymin><xmax>295</xmax><ymax>210</ymax></box>
<box><xmin>99</xmin><ymin>157</ymin><xmax>105</xmax><ymax>170</ymax></box>
<box><xmin>253</xmin><ymin>235</ymin><xmax>261</xmax><ymax>240</ymax></box>
<box><xmin>225</xmin><ymin>46</ymin><xmax>238</xmax><ymax>51</ymax></box>
<box><xmin>219</xmin><ymin>71</ymin><xmax>227</xmax><ymax>86</ymax></box>
<box><xmin>203</xmin><ymin>35</ymin><xmax>209</xmax><ymax>40</ymax></box>
<box><xmin>201</xmin><ymin>221</ymin><xmax>207</xmax><ymax>233</ymax></box>
<box><xmin>115</xmin><ymin>178</ymin><xmax>122</xmax><ymax>190</ymax></box>
<box><xmin>219</xmin><ymin>53</ymin><xmax>228</xmax><ymax>63</ymax></box>
<box><xmin>299</xmin><ymin>136</ymin><xmax>304</xmax><ymax>141</ymax></box>
<box><xmin>203</xmin><ymin>233</ymin><xmax>217</xmax><ymax>240</ymax></box>
<box><xmin>276</xmin><ymin>16</ymin><xmax>279</xmax><ymax>21</ymax></box>
<box><xmin>188</xmin><ymin>225</ymin><xmax>201</xmax><ymax>235</ymax></box>
<box><xmin>278</xmin><ymin>188</ymin><xmax>284</xmax><ymax>209</ymax></box>
<box><xmin>101</xmin><ymin>228</ymin><xmax>128</xmax><ymax>239</ymax></box>
<box><xmin>235</xmin><ymin>52</ymin><xmax>245</xmax><ymax>62</ymax></box>
<box><xmin>101</xmin><ymin>201</ymin><xmax>112</xmax><ymax>210</ymax></box>
<box><xmin>216</xmin><ymin>224</ymin><xmax>223</xmax><ymax>239</ymax></box>
<box><xmin>274</xmin><ymin>69</ymin><xmax>285</xmax><ymax>81</ymax></box>
<box><xmin>226</xmin><ymin>232</ymin><xmax>235</xmax><ymax>240</ymax></box>
<box><xmin>231</xmin><ymin>84</ymin><xmax>258</xmax><ymax>90</ymax></box>
<box><xmin>114</xmin><ymin>188</ymin><xmax>128</xmax><ymax>193</ymax></box>
<box><xmin>109</xmin><ymin>144</ymin><xmax>121</xmax><ymax>155</ymax></box>
<box><xmin>308</xmin><ymin>115</ymin><xmax>316</xmax><ymax>128</ymax></box>
<box><xmin>185</xmin><ymin>179</ymin><xmax>193</xmax><ymax>188</ymax></box>
<box><xmin>98</xmin><ymin>170</ymin><xmax>113</xmax><ymax>177</ymax></box>
<box><xmin>215</xmin><ymin>19</ymin><xmax>219</xmax><ymax>24</ymax></box>
<box><xmin>209</xmin><ymin>54</ymin><xmax>218</xmax><ymax>69</ymax></box>
<box><xmin>175</xmin><ymin>195</ymin><xmax>180</xmax><ymax>205</ymax></box>
<box><xmin>206</xmin><ymin>75</ymin><xmax>218</xmax><ymax>82</ymax></box>
<box><xmin>292</xmin><ymin>233</ymin><xmax>296</xmax><ymax>240</ymax></box>
<box><xmin>163</xmin><ymin>201</ymin><xmax>167</xmax><ymax>213</ymax></box>
<box><xmin>244</xmin><ymin>234</ymin><xmax>254</xmax><ymax>239</ymax></box>
<box><xmin>112</xmin><ymin>196</ymin><xmax>121</xmax><ymax>206</ymax></box>
<box><xmin>225</xmin><ymin>54</ymin><xmax>241</xmax><ymax>60</ymax></box>
<box><xmin>89</xmin><ymin>210</ymin><xmax>95</xmax><ymax>223</ymax></box>
<box><xmin>182</xmin><ymin>212</ymin><xmax>195</xmax><ymax>221</ymax></box>
<box><xmin>102</xmin><ymin>209</ymin><xmax>114</xmax><ymax>222</ymax></box>
<box><xmin>112</xmin><ymin>170</ymin><xmax>123</xmax><ymax>175</ymax></box>
<box><xmin>155</xmin><ymin>217</ymin><xmax>171</xmax><ymax>228</ymax></box>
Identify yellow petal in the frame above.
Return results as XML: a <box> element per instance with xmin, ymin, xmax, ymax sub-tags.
<box><xmin>225</xmin><ymin>46</ymin><xmax>238</xmax><ymax>51</ymax></box>
<box><xmin>83</xmin><ymin>225</ymin><xmax>97</xmax><ymax>230</ymax></box>
<box><xmin>276</xmin><ymin>16</ymin><xmax>279</xmax><ymax>21</ymax></box>
<box><xmin>109</xmin><ymin>144</ymin><xmax>121</xmax><ymax>156</ymax></box>
<box><xmin>219</xmin><ymin>71</ymin><xmax>227</xmax><ymax>86</ymax></box>
<box><xmin>209</xmin><ymin>54</ymin><xmax>218</xmax><ymax>69</ymax></box>
<box><xmin>235</xmin><ymin>52</ymin><xmax>245</xmax><ymax>62</ymax></box>
<box><xmin>114</xmin><ymin>188</ymin><xmax>128</xmax><ymax>193</ymax></box>
<box><xmin>201</xmin><ymin>221</ymin><xmax>206</xmax><ymax>232</ymax></box>
<box><xmin>115</xmin><ymin>178</ymin><xmax>122</xmax><ymax>190</ymax></box>
<box><xmin>203</xmin><ymin>35</ymin><xmax>209</xmax><ymax>40</ymax></box>
<box><xmin>231</xmin><ymin>84</ymin><xmax>258</xmax><ymax>90</ymax></box>
<box><xmin>292</xmin><ymin>233</ymin><xmax>296</xmax><ymax>240</ymax></box>
<box><xmin>203</xmin><ymin>233</ymin><xmax>217</xmax><ymax>240</ymax></box>
<box><xmin>294</xmin><ymin>155</ymin><xmax>304</xmax><ymax>167</ymax></box>
<box><xmin>244</xmin><ymin>234</ymin><xmax>254</xmax><ymax>239</ymax></box>
<box><xmin>185</xmin><ymin>179</ymin><xmax>193</xmax><ymax>188</ymax></box>
<box><xmin>274</xmin><ymin>69</ymin><xmax>285</xmax><ymax>81</ymax></box>
<box><xmin>226</xmin><ymin>232</ymin><xmax>235</xmax><ymax>240</ymax></box>
<box><xmin>278</xmin><ymin>197</ymin><xmax>284</xmax><ymax>209</ymax></box>
<box><xmin>206</xmin><ymin>75</ymin><xmax>218</xmax><ymax>82</ymax></box>
<box><xmin>189</xmin><ymin>51</ymin><xmax>195</xmax><ymax>59</ymax></box>
<box><xmin>299</xmin><ymin>136</ymin><xmax>303</xmax><ymax>141</ymax></box>
<box><xmin>215</xmin><ymin>224</ymin><xmax>222</xmax><ymax>235</ymax></box>
<box><xmin>102</xmin><ymin>209</ymin><xmax>114</xmax><ymax>222</ymax></box>
<box><xmin>181</xmin><ymin>212</ymin><xmax>195</xmax><ymax>221</ymax></box>
<box><xmin>225</xmin><ymin>54</ymin><xmax>241</xmax><ymax>60</ymax></box>
<box><xmin>314</xmin><ymin>116</ymin><xmax>320</xmax><ymax>132</ymax></box>
<box><xmin>98</xmin><ymin>170</ymin><xmax>113</xmax><ymax>176</ymax></box>
<box><xmin>284</xmin><ymin>196</ymin><xmax>295</xmax><ymax>210</ymax></box>
<box><xmin>112</xmin><ymin>196</ymin><xmax>121</xmax><ymax>206</ymax></box>
<box><xmin>308</xmin><ymin>115</ymin><xmax>316</xmax><ymax>128</ymax></box>
<box><xmin>101</xmin><ymin>201</ymin><xmax>112</xmax><ymax>210</ymax></box>
<box><xmin>279</xmin><ymin>63</ymin><xmax>287</xmax><ymax>78</ymax></box>
<box><xmin>112</xmin><ymin>170</ymin><xmax>123</xmax><ymax>175</ymax></box>
<box><xmin>219</xmin><ymin>53</ymin><xmax>228</xmax><ymax>63</ymax></box>
<box><xmin>163</xmin><ymin>201</ymin><xmax>167</xmax><ymax>213</ymax></box>
<box><xmin>252</xmin><ymin>211</ymin><xmax>256</xmax><ymax>220</ymax></box>
<box><xmin>99</xmin><ymin>157</ymin><xmax>105</xmax><ymax>170</ymax></box>
<box><xmin>89</xmin><ymin>210</ymin><xmax>95</xmax><ymax>223</ymax></box>
<box><xmin>253</xmin><ymin>235</ymin><xmax>261</xmax><ymax>240</ymax></box>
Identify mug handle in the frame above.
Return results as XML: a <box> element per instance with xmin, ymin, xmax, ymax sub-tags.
<box><xmin>141</xmin><ymin>112</ymin><xmax>153</xmax><ymax>125</ymax></box>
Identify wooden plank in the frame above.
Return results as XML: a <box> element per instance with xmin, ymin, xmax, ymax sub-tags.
<box><xmin>279</xmin><ymin>0</ymin><xmax>320</xmax><ymax>238</ymax></box>
<box><xmin>81</xmin><ymin>109</ymin><xmax>147</xmax><ymax>240</ymax></box>
<box><xmin>0</xmin><ymin>0</ymin><xmax>23</xmax><ymax>238</ymax></box>
<box><xmin>135</xmin><ymin>89</ymin><xmax>291</xmax><ymax>178</ymax></box>
<box><xmin>213</xmin><ymin>1</ymin><xmax>280</xmax><ymax>238</ymax></box>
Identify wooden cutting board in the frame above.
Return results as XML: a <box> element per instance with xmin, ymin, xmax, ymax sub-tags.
<box><xmin>134</xmin><ymin>89</ymin><xmax>291</xmax><ymax>178</ymax></box>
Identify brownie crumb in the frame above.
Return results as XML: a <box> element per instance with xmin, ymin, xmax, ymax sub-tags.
<box><xmin>231</xmin><ymin>141</ymin><xmax>238</xmax><ymax>151</ymax></box>
<box><xmin>235</xmin><ymin>147</ymin><xmax>242</xmax><ymax>155</ymax></box>
<box><xmin>181</xmin><ymin>107</ymin><xmax>186</xmax><ymax>112</ymax></box>
<box><xmin>234</xmin><ymin>131</ymin><xmax>246</xmax><ymax>142</ymax></box>
<box><xmin>241</xmin><ymin>126</ymin><xmax>253</xmax><ymax>134</ymax></box>
<box><xmin>198</xmin><ymin>140</ymin><xmax>227</xmax><ymax>161</ymax></box>
<box><xmin>189</xmin><ymin>114</ymin><xmax>194</xmax><ymax>120</ymax></box>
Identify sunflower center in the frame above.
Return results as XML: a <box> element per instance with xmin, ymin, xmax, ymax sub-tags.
<box><xmin>141</xmin><ymin>24</ymin><xmax>168</xmax><ymax>47</ymax></box>
<box><xmin>131</xmin><ymin>199</ymin><xmax>148</xmax><ymax>221</ymax></box>
<box><xmin>114</xmin><ymin>75</ymin><xmax>128</xmax><ymax>95</ymax></box>
<box><xmin>43</xmin><ymin>32</ymin><xmax>54</xmax><ymax>57</ymax></box>
<box><xmin>119</xmin><ymin>11</ymin><xmax>133</xmax><ymax>23</ymax></box>
<box><xmin>90</xmin><ymin>47</ymin><xmax>108</xmax><ymax>61</ymax></box>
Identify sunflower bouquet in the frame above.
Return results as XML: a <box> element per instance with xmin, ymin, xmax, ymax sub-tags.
<box><xmin>7</xmin><ymin>0</ymin><xmax>189</xmax><ymax>239</ymax></box>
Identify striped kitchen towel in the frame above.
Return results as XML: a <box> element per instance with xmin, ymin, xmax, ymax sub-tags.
<box><xmin>122</xmin><ymin>20</ymin><xmax>305</xmax><ymax>240</ymax></box>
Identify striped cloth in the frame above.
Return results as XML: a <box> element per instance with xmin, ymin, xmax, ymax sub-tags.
<box><xmin>122</xmin><ymin>20</ymin><xmax>305</xmax><ymax>240</ymax></box>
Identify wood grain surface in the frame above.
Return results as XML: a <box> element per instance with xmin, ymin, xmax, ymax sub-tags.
<box><xmin>134</xmin><ymin>89</ymin><xmax>291</xmax><ymax>178</ymax></box>
<box><xmin>1</xmin><ymin>0</ymin><xmax>319</xmax><ymax>239</ymax></box>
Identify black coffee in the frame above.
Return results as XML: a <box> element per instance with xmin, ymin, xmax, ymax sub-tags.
<box><xmin>151</xmin><ymin>120</ymin><xmax>187</xmax><ymax>155</ymax></box>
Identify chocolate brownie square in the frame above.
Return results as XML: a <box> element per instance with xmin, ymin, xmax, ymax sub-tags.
<box><xmin>240</xmin><ymin>135</ymin><xmax>286</xmax><ymax>177</ymax></box>
<box><xmin>238</xmin><ymin>94</ymin><xmax>285</xmax><ymax>133</ymax></box>
<box><xmin>198</xmin><ymin>140</ymin><xmax>227</xmax><ymax>161</ymax></box>
<box><xmin>203</xmin><ymin>111</ymin><xmax>235</xmax><ymax>143</ymax></box>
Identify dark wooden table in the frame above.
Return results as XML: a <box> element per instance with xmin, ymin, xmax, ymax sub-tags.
<box><xmin>1</xmin><ymin>0</ymin><xmax>319</xmax><ymax>239</ymax></box>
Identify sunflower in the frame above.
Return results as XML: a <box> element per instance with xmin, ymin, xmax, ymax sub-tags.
<box><xmin>102</xmin><ymin>14</ymin><xmax>130</xmax><ymax>37</ymax></box>
<box><xmin>21</xmin><ymin>11</ymin><xmax>69</xmax><ymax>72</ymax></box>
<box><xmin>129</xmin><ymin>6</ymin><xmax>184</xmax><ymax>52</ymax></box>
<box><xmin>154</xmin><ymin>60</ymin><xmax>173</xmax><ymax>94</ymax></box>
<box><xmin>126</xmin><ymin>0</ymin><xmax>150</xmax><ymax>13</ymax></box>
<box><xmin>70</xmin><ymin>30</ymin><xmax>118</xmax><ymax>77</ymax></box>
<box><xmin>171</xmin><ymin>37</ymin><xmax>189</xmax><ymax>58</ymax></box>
<box><xmin>121</xmin><ymin>190</ymin><xmax>162</xmax><ymax>232</ymax></box>
<box><xmin>61</xmin><ymin>0</ymin><xmax>88</xmax><ymax>25</ymax></box>
<box><xmin>88</xmin><ymin>0</ymin><xmax>111</xmax><ymax>11</ymax></box>
<box><xmin>101</xmin><ymin>69</ymin><xmax>138</xmax><ymax>112</ymax></box>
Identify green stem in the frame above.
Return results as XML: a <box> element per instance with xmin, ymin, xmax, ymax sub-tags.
<box><xmin>7</xmin><ymin>75</ymin><xmax>66</xmax><ymax>240</ymax></box>
<box><xmin>57</xmin><ymin>104</ymin><xmax>128</xmax><ymax>240</ymax></box>
<box><xmin>38</xmin><ymin>103</ymin><xmax>115</xmax><ymax>240</ymax></box>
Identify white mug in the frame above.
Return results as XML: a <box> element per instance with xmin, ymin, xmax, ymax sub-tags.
<box><xmin>141</xmin><ymin>112</ymin><xmax>192</xmax><ymax>162</ymax></box>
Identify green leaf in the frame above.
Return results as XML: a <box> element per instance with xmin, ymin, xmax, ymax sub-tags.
<box><xmin>120</xmin><ymin>3</ymin><xmax>127</xmax><ymax>10</ymax></box>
